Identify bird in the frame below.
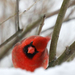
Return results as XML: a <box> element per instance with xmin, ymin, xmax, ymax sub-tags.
<box><xmin>12</xmin><ymin>35</ymin><xmax>50</xmax><ymax>72</ymax></box>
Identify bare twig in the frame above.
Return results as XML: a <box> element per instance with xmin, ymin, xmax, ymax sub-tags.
<box><xmin>20</xmin><ymin>0</ymin><xmax>41</xmax><ymax>16</ymax></box>
<box><xmin>0</xmin><ymin>15</ymin><xmax>44</xmax><ymax>59</ymax></box>
<box><xmin>0</xmin><ymin>13</ymin><xmax>16</xmax><ymax>25</ymax></box>
<box><xmin>64</xmin><ymin>7</ymin><xmax>75</xmax><ymax>22</ymax></box>
<box><xmin>37</xmin><ymin>15</ymin><xmax>46</xmax><ymax>35</ymax></box>
<box><xmin>49</xmin><ymin>0</ymin><xmax>70</xmax><ymax>67</ymax></box>
<box><xmin>64</xmin><ymin>17</ymin><xmax>75</xmax><ymax>22</ymax></box>
<box><xmin>15</xmin><ymin>0</ymin><xmax>20</xmax><ymax>31</ymax></box>
<box><xmin>0</xmin><ymin>0</ymin><xmax>41</xmax><ymax>26</ymax></box>
<box><xmin>0</xmin><ymin>30</ymin><xmax>22</xmax><ymax>47</ymax></box>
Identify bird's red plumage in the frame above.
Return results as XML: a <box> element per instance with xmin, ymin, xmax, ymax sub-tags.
<box><xmin>12</xmin><ymin>36</ymin><xmax>50</xmax><ymax>72</ymax></box>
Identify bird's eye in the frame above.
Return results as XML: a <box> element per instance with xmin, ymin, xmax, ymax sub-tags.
<box><xmin>30</xmin><ymin>41</ymin><xmax>33</xmax><ymax>46</ymax></box>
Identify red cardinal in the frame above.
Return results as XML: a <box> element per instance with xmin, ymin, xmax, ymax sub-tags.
<box><xmin>12</xmin><ymin>36</ymin><xmax>50</xmax><ymax>72</ymax></box>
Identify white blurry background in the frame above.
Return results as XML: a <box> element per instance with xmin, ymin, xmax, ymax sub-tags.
<box><xmin>0</xmin><ymin>0</ymin><xmax>75</xmax><ymax>75</ymax></box>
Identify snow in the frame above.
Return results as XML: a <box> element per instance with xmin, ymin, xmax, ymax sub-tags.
<box><xmin>0</xmin><ymin>60</ymin><xmax>75</xmax><ymax>75</ymax></box>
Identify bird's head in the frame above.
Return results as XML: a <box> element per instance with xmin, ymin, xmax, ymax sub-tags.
<box><xmin>22</xmin><ymin>36</ymin><xmax>50</xmax><ymax>58</ymax></box>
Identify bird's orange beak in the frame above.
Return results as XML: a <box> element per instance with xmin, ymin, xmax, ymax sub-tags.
<box><xmin>28</xmin><ymin>46</ymin><xmax>35</xmax><ymax>54</ymax></box>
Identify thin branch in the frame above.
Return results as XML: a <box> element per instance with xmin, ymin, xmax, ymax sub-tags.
<box><xmin>64</xmin><ymin>7</ymin><xmax>75</xmax><ymax>22</ymax></box>
<box><xmin>37</xmin><ymin>15</ymin><xmax>46</xmax><ymax>35</ymax></box>
<box><xmin>0</xmin><ymin>13</ymin><xmax>16</xmax><ymax>25</ymax></box>
<box><xmin>15</xmin><ymin>0</ymin><xmax>20</xmax><ymax>31</ymax></box>
<box><xmin>0</xmin><ymin>30</ymin><xmax>22</xmax><ymax>47</ymax></box>
<box><xmin>64</xmin><ymin>17</ymin><xmax>75</xmax><ymax>22</ymax></box>
<box><xmin>20</xmin><ymin>0</ymin><xmax>41</xmax><ymax>16</ymax></box>
<box><xmin>0</xmin><ymin>15</ymin><xmax>44</xmax><ymax>59</ymax></box>
<box><xmin>0</xmin><ymin>0</ymin><xmax>41</xmax><ymax>26</ymax></box>
<box><xmin>49</xmin><ymin>0</ymin><xmax>70</xmax><ymax>67</ymax></box>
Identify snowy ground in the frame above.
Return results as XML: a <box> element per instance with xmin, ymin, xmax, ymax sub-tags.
<box><xmin>0</xmin><ymin>59</ymin><xmax>75</xmax><ymax>75</ymax></box>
